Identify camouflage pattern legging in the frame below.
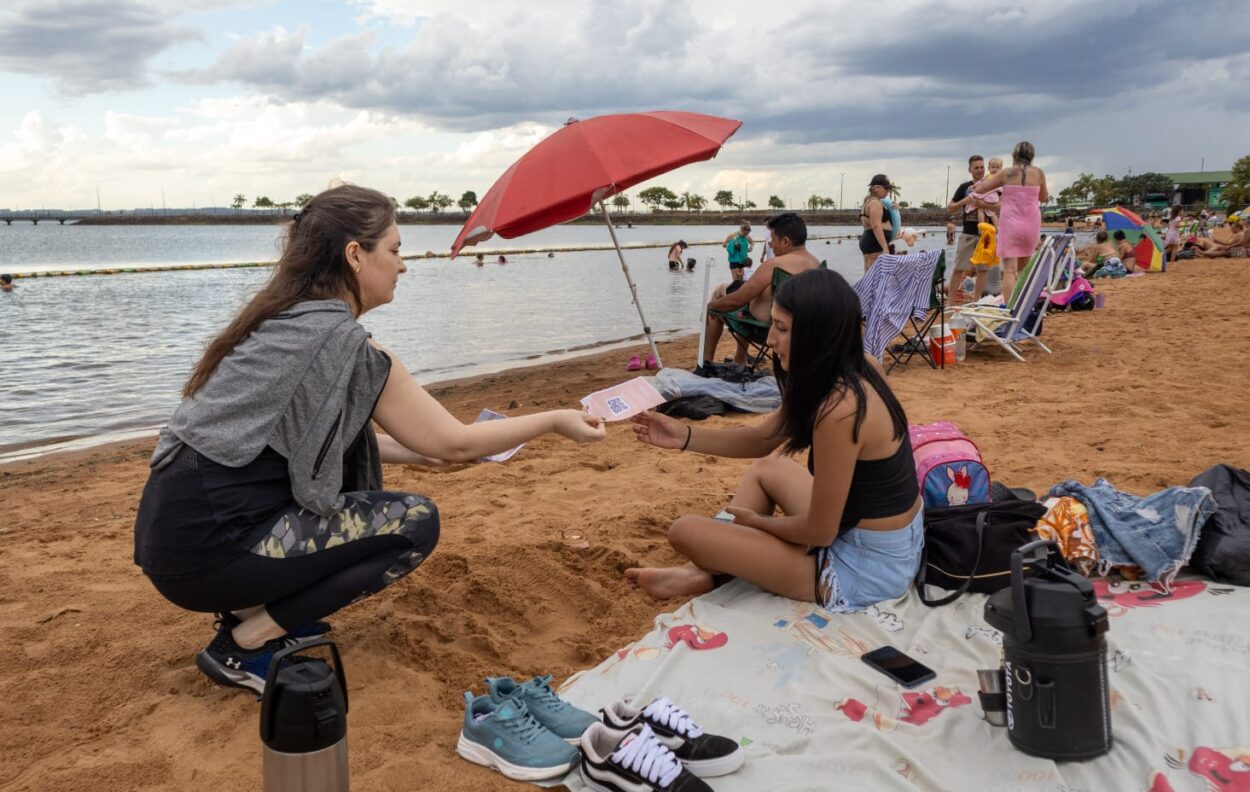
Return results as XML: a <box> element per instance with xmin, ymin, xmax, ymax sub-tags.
<box><xmin>152</xmin><ymin>491</ymin><xmax>440</xmax><ymax>631</ymax></box>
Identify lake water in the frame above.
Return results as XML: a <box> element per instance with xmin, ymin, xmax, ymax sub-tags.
<box><xmin>0</xmin><ymin>222</ymin><xmax>943</xmax><ymax>458</ymax></box>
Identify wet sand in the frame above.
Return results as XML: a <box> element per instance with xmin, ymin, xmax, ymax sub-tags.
<box><xmin>2</xmin><ymin>258</ymin><xmax>1248</xmax><ymax>790</ymax></box>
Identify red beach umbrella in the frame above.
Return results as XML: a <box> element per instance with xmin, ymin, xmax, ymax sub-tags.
<box><xmin>450</xmin><ymin>111</ymin><xmax>742</xmax><ymax>368</ymax></box>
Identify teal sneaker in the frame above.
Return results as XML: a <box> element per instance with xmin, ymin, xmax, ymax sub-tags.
<box><xmin>456</xmin><ymin>692</ymin><xmax>579</xmax><ymax>781</ymax></box>
<box><xmin>486</xmin><ymin>674</ymin><xmax>598</xmax><ymax>744</ymax></box>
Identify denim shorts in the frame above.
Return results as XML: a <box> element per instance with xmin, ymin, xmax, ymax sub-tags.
<box><xmin>815</xmin><ymin>508</ymin><xmax>924</xmax><ymax>612</ymax></box>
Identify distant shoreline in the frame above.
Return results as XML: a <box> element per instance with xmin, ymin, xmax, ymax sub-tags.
<box><xmin>66</xmin><ymin>209</ymin><xmax>957</xmax><ymax>226</ymax></box>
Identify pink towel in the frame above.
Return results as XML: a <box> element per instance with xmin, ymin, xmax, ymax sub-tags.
<box><xmin>997</xmin><ymin>184</ymin><xmax>1041</xmax><ymax>258</ymax></box>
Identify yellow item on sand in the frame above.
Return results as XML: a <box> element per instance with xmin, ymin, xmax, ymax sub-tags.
<box><xmin>970</xmin><ymin>222</ymin><xmax>1000</xmax><ymax>268</ymax></box>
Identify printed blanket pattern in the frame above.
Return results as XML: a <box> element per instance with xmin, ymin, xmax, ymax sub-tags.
<box><xmin>555</xmin><ymin>578</ymin><xmax>1250</xmax><ymax>791</ymax></box>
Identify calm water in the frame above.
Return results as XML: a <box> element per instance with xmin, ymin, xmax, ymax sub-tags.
<box><xmin>0</xmin><ymin>223</ymin><xmax>936</xmax><ymax>457</ymax></box>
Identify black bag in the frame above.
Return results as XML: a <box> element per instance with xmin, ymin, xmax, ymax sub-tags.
<box><xmin>656</xmin><ymin>395</ymin><xmax>726</xmax><ymax>420</ymax></box>
<box><xmin>1187</xmin><ymin>464</ymin><xmax>1250</xmax><ymax>586</ymax></box>
<box><xmin>916</xmin><ymin>500</ymin><xmax>1048</xmax><ymax>606</ymax></box>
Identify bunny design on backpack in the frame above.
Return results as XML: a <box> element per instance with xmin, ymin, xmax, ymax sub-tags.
<box><xmin>946</xmin><ymin>466</ymin><xmax>972</xmax><ymax>506</ymax></box>
<box><xmin>909</xmin><ymin>422</ymin><xmax>992</xmax><ymax>508</ymax></box>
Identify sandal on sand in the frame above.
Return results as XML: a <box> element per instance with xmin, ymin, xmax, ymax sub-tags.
<box><xmin>626</xmin><ymin>355</ymin><xmax>642</xmax><ymax>371</ymax></box>
<box><xmin>645</xmin><ymin>353</ymin><xmax>659</xmax><ymax>370</ymax></box>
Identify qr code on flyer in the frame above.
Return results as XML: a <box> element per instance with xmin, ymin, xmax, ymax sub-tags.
<box><xmin>606</xmin><ymin>396</ymin><xmax>631</xmax><ymax>416</ymax></box>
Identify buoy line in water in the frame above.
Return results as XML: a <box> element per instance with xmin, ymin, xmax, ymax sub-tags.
<box><xmin>8</xmin><ymin>231</ymin><xmax>931</xmax><ymax>279</ymax></box>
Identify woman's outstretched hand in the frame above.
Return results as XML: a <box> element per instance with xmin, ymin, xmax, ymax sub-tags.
<box><xmin>632</xmin><ymin>410</ymin><xmax>688</xmax><ymax>450</ymax></box>
<box><xmin>555</xmin><ymin>410</ymin><xmax>608</xmax><ymax>443</ymax></box>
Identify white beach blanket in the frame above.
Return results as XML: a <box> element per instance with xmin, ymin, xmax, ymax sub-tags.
<box><xmin>555</xmin><ymin>578</ymin><xmax>1250</xmax><ymax>791</ymax></box>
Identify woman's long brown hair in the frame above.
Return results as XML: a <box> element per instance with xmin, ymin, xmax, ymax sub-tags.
<box><xmin>182</xmin><ymin>184</ymin><xmax>395</xmax><ymax>397</ymax></box>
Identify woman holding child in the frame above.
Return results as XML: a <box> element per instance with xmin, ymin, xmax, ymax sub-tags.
<box><xmin>134</xmin><ymin>185</ymin><xmax>606</xmax><ymax>694</ymax></box>
<box><xmin>626</xmin><ymin>269</ymin><xmax>923</xmax><ymax>611</ymax></box>
<box><xmin>973</xmin><ymin>142</ymin><xmax>1048</xmax><ymax>299</ymax></box>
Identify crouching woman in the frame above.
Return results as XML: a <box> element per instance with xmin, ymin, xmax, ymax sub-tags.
<box><xmin>626</xmin><ymin>268</ymin><xmax>922</xmax><ymax>611</ymax></box>
<box><xmin>134</xmin><ymin>185</ymin><xmax>605</xmax><ymax>694</ymax></box>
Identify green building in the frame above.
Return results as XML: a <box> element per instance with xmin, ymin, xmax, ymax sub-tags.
<box><xmin>1161</xmin><ymin>171</ymin><xmax>1234</xmax><ymax>209</ymax></box>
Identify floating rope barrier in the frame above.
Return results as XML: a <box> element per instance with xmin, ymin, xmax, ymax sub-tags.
<box><xmin>9</xmin><ymin>231</ymin><xmax>931</xmax><ymax>279</ymax></box>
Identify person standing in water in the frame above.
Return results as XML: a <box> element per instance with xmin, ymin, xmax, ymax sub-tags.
<box><xmin>667</xmin><ymin>240</ymin><xmax>688</xmax><ymax>271</ymax></box>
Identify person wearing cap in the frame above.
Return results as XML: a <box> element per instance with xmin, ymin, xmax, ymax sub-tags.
<box><xmin>859</xmin><ymin>174</ymin><xmax>894</xmax><ymax>271</ymax></box>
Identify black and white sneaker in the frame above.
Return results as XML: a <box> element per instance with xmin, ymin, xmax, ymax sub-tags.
<box><xmin>195</xmin><ymin>618</ymin><xmax>304</xmax><ymax>696</ymax></box>
<box><xmin>579</xmin><ymin>723</ymin><xmax>711</xmax><ymax>792</ymax></box>
<box><xmin>601</xmin><ymin>696</ymin><xmax>744</xmax><ymax>778</ymax></box>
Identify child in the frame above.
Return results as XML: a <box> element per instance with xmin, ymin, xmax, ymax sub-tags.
<box><xmin>969</xmin><ymin>157</ymin><xmax>1004</xmax><ymax>223</ymax></box>
<box><xmin>0</xmin><ymin>273</ymin><xmax>15</xmax><ymax>292</ymax></box>
<box><xmin>1164</xmin><ymin>207</ymin><xmax>1183</xmax><ymax>264</ymax></box>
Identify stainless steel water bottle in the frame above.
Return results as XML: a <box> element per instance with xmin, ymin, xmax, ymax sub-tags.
<box><xmin>260</xmin><ymin>638</ymin><xmax>350</xmax><ymax>792</ymax></box>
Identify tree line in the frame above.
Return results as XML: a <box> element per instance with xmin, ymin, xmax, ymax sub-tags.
<box><xmin>229</xmin><ymin>191</ymin><xmax>481</xmax><ymax>214</ymax></box>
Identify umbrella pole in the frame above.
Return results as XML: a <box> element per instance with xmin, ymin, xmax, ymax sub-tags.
<box><xmin>697</xmin><ymin>254</ymin><xmax>712</xmax><ymax>368</ymax></box>
<box><xmin>598</xmin><ymin>202</ymin><xmax>663</xmax><ymax>369</ymax></box>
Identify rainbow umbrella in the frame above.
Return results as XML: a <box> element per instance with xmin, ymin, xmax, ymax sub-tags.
<box><xmin>1102</xmin><ymin>206</ymin><xmax>1165</xmax><ymax>272</ymax></box>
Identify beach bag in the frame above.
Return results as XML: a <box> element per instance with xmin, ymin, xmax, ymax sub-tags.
<box><xmin>909</xmin><ymin>422</ymin><xmax>992</xmax><ymax>508</ymax></box>
<box><xmin>656</xmin><ymin>395</ymin><xmax>726</xmax><ymax>421</ymax></box>
<box><xmin>916</xmin><ymin>500</ymin><xmax>1048</xmax><ymax>606</ymax></box>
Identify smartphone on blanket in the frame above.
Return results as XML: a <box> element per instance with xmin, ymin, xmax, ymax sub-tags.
<box><xmin>861</xmin><ymin>646</ymin><xmax>937</xmax><ymax>688</ymax></box>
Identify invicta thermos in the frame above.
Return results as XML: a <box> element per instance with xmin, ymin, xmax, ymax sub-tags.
<box><xmin>260</xmin><ymin>639</ymin><xmax>350</xmax><ymax>792</ymax></box>
<box><xmin>980</xmin><ymin>540</ymin><xmax>1112</xmax><ymax>761</ymax></box>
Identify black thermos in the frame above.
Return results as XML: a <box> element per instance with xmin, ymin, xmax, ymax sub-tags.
<box><xmin>260</xmin><ymin>639</ymin><xmax>350</xmax><ymax>792</ymax></box>
<box><xmin>981</xmin><ymin>540</ymin><xmax>1112</xmax><ymax>761</ymax></box>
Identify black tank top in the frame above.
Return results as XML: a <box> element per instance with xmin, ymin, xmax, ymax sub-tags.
<box><xmin>808</xmin><ymin>434</ymin><xmax>919</xmax><ymax>528</ymax></box>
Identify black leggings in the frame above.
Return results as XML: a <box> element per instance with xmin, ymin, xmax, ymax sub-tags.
<box><xmin>150</xmin><ymin>491</ymin><xmax>439</xmax><ymax>631</ymax></box>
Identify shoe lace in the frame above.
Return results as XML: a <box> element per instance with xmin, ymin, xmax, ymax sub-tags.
<box><xmin>612</xmin><ymin>725</ymin><xmax>682</xmax><ymax>788</ymax></box>
<box><xmin>642</xmin><ymin>697</ymin><xmax>704</xmax><ymax>738</ymax></box>
<box><xmin>524</xmin><ymin>675</ymin><xmax>568</xmax><ymax>712</ymax></box>
<box><xmin>500</xmin><ymin>704</ymin><xmax>545</xmax><ymax>745</ymax></box>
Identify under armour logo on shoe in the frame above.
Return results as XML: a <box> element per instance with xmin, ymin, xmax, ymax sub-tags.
<box><xmin>226</xmin><ymin>658</ymin><xmax>243</xmax><ymax>669</ymax></box>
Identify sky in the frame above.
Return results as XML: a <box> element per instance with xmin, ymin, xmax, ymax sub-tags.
<box><xmin>1</xmin><ymin>0</ymin><xmax>1247</xmax><ymax>211</ymax></box>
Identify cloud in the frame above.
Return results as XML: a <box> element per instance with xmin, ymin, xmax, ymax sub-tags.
<box><xmin>174</xmin><ymin>0</ymin><xmax>1250</xmax><ymax>156</ymax></box>
<box><xmin>177</xmin><ymin>0</ymin><xmax>738</xmax><ymax>129</ymax></box>
<box><xmin>0</xmin><ymin>0</ymin><xmax>200</xmax><ymax>95</ymax></box>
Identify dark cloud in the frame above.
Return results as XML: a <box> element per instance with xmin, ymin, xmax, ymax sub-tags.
<box><xmin>169</xmin><ymin>0</ymin><xmax>1248</xmax><ymax>162</ymax></box>
<box><xmin>805</xmin><ymin>0</ymin><xmax>1246</xmax><ymax>97</ymax></box>
<box><xmin>0</xmin><ymin>0</ymin><xmax>200</xmax><ymax>95</ymax></box>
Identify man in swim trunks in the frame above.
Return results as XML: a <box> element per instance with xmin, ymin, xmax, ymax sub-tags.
<box><xmin>724</xmin><ymin>223</ymin><xmax>753</xmax><ymax>281</ymax></box>
<box><xmin>703</xmin><ymin>213</ymin><xmax>820</xmax><ymax>365</ymax></box>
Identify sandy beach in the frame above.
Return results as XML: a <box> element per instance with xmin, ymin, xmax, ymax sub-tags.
<box><xmin>2</xmin><ymin>257</ymin><xmax>1248</xmax><ymax>791</ymax></box>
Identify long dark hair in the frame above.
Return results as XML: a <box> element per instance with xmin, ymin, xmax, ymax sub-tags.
<box><xmin>183</xmin><ymin>184</ymin><xmax>395</xmax><ymax>396</ymax></box>
<box><xmin>772</xmin><ymin>268</ymin><xmax>908</xmax><ymax>454</ymax></box>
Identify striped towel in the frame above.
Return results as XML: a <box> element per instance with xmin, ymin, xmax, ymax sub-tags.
<box><xmin>853</xmin><ymin>250</ymin><xmax>942</xmax><ymax>358</ymax></box>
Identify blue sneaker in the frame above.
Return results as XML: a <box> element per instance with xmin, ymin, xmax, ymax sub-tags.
<box><xmin>456</xmin><ymin>692</ymin><xmax>579</xmax><ymax>781</ymax></box>
<box><xmin>195</xmin><ymin>619</ymin><xmax>302</xmax><ymax>696</ymax></box>
<box><xmin>486</xmin><ymin>674</ymin><xmax>598</xmax><ymax>744</ymax></box>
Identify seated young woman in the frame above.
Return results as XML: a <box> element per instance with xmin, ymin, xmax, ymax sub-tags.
<box><xmin>625</xmin><ymin>268</ymin><xmax>923</xmax><ymax>611</ymax></box>
<box><xmin>134</xmin><ymin>185</ymin><xmax>606</xmax><ymax>694</ymax></box>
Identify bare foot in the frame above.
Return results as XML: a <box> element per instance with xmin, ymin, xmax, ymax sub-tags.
<box><xmin>624</xmin><ymin>565</ymin><xmax>715</xmax><ymax>601</ymax></box>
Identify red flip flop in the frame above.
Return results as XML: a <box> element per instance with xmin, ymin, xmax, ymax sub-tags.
<box><xmin>645</xmin><ymin>353</ymin><xmax>659</xmax><ymax>370</ymax></box>
<box><xmin>626</xmin><ymin>355</ymin><xmax>642</xmax><ymax>371</ymax></box>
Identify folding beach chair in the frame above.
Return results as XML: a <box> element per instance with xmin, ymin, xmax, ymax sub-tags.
<box><xmin>707</xmin><ymin>263</ymin><xmax>824</xmax><ymax>372</ymax></box>
<box><xmin>885</xmin><ymin>251</ymin><xmax>946</xmax><ymax>372</ymax></box>
<box><xmin>854</xmin><ymin>249</ymin><xmax>945</xmax><ymax>366</ymax></box>
<box><xmin>955</xmin><ymin>237</ymin><xmax>1057</xmax><ymax>362</ymax></box>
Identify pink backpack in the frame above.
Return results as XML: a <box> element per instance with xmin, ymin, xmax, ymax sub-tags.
<box><xmin>908</xmin><ymin>422</ymin><xmax>992</xmax><ymax>508</ymax></box>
